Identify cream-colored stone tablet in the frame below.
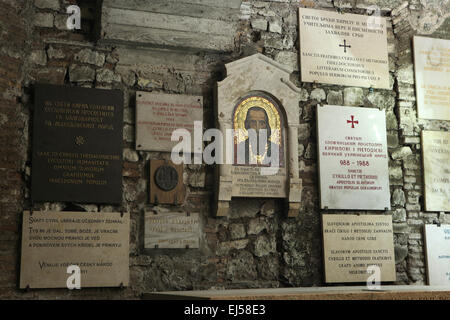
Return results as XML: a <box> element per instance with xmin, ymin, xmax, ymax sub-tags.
<box><xmin>422</xmin><ymin>130</ymin><xmax>450</xmax><ymax>212</ymax></box>
<box><xmin>414</xmin><ymin>36</ymin><xmax>450</xmax><ymax>120</ymax></box>
<box><xmin>136</xmin><ymin>91</ymin><xmax>203</xmax><ymax>152</ymax></box>
<box><xmin>299</xmin><ymin>8</ymin><xmax>389</xmax><ymax>88</ymax></box>
<box><xmin>20</xmin><ymin>211</ymin><xmax>129</xmax><ymax>289</ymax></box>
<box><xmin>322</xmin><ymin>214</ymin><xmax>396</xmax><ymax>283</ymax></box>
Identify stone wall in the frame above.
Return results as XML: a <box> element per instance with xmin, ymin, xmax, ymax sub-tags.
<box><xmin>0</xmin><ymin>0</ymin><xmax>449</xmax><ymax>299</ymax></box>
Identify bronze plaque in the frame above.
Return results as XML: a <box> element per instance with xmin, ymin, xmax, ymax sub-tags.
<box><xmin>150</xmin><ymin>160</ymin><xmax>185</xmax><ymax>205</ymax></box>
<box><xmin>154</xmin><ymin>165</ymin><xmax>179</xmax><ymax>191</ymax></box>
<box><xmin>20</xmin><ymin>211</ymin><xmax>130</xmax><ymax>289</ymax></box>
<box><xmin>31</xmin><ymin>84</ymin><xmax>123</xmax><ymax>204</ymax></box>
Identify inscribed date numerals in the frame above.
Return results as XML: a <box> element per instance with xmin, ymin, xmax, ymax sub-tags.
<box><xmin>340</xmin><ymin>160</ymin><xmax>369</xmax><ymax>166</ymax></box>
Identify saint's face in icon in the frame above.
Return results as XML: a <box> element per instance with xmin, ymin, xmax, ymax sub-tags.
<box><xmin>236</xmin><ymin>106</ymin><xmax>278</xmax><ymax>166</ymax></box>
<box><xmin>245</xmin><ymin>107</ymin><xmax>271</xmax><ymax>155</ymax></box>
<box><xmin>233</xmin><ymin>94</ymin><xmax>284</xmax><ymax>167</ymax></box>
<box><xmin>246</xmin><ymin>108</ymin><xmax>269</xmax><ymax>133</ymax></box>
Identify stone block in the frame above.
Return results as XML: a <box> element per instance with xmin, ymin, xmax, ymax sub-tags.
<box><xmin>268</xmin><ymin>18</ymin><xmax>282</xmax><ymax>34</ymax></box>
<box><xmin>35</xmin><ymin>0</ymin><xmax>60</xmax><ymax>10</ymax></box>
<box><xmin>391</xmin><ymin>147</ymin><xmax>413</xmax><ymax>160</ymax></box>
<box><xmin>96</xmin><ymin>68</ymin><xmax>121</xmax><ymax>84</ymax></box>
<box><xmin>310</xmin><ymin>88</ymin><xmax>326</xmax><ymax>101</ymax></box>
<box><xmin>229</xmin><ymin>224</ymin><xmax>246</xmax><ymax>240</ymax></box>
<box><xmin>392</xmin><ymin>188</ymin><xmax>406</xmax><ymax>206</ymax></box>
<box><xmin>254</xmin><ymin>235</ymin><xmax>276</xmax><ymax>257</ymax></box>
<box><xmin>343</xmin><ymin>87</ymin><xmax>364</xmax><ymax>106</ymax></box>
<box><xmin>327</xmin><ymin>90</ymin><xmax>343</xmax><ymax>105</ymax></box>
<box><xmin>69</xmin><ymin>65</ymin><xmax>95</xmax><ymax>82</ymax></box>
<box><xmin>34</xmin><ymin>12</ymin><xmax>54</xmax><ymax>28</ymax></box>
<box><xmin>251</xmin><ymin>19</ymin><xmax>268</xmax><ymax>31</ymax></box>
<box><xmin>75</xmin><ymin>49</ymin><xmax>105</xmax><ymax>67</ymax></box>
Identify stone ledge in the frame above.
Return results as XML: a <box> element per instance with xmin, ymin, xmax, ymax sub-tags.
<box><xmin>143</xmin><ymin>285</ymin><xmax>450</xmax><ymax>300</ymax></box>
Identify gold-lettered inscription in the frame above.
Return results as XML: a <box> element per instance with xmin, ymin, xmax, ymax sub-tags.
<box><xmin>32</xmin><ymin>84</ymin><xmax>123</xmax><ymax>204</ymax></box>
<box><xmin>43</xmin><ymin>100</ymin><xmax>115</xmax><ymax>130</ymax></box>
<box><xmin>36</xmin><ymin>151</ymin><xmax>120</xmax><ymax>187</ymax></box>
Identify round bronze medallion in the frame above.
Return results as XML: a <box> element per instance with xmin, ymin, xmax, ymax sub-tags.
<box><xmin>154</xmin><ymin>165</ymin><xmax>178</xmax><ymax>191</ymax></box>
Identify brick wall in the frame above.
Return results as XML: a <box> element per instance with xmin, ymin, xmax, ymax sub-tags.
<box><xmin>0</xmin><ymin>0</ymin><xmax>30</xmax><ymax>297</ymax></box>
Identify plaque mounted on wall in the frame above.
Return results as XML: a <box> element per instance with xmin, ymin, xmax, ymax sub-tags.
<box><xmin>149</xmin><ymin>160</ymin><xmax>185</xmax><ymax>205</ymax></box>
<box><xmin>322</xmin><ymin>214</ymin><xmax>396</xmax><ymax>283</ymax></box>
<box><xmin>31</xmin><ymin>84</ymin><xmax>124</xmax><ymax>204</ymax></box>
<box><xmin>317</xmin><ymin>105</ymin><xmax>391</xmax><ymax>210</ymax></box>
<box><xmin>20</xmin><ymin>211</ymin><xmax>130</xmax><ymax>289</ymax></box>
<box><xmin>299</xmin><ymin>8</ymin><xmax>390</xmax><ymax>89</ymax></box>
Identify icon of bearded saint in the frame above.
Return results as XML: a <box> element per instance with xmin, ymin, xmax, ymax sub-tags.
<box><xmin>235</xmin><ymin>106</ymin><xmax>281</xmax><ymax>166</ymax></box>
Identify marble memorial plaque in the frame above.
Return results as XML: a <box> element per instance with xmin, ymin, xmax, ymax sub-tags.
<box><xmin>413</xmin><ymin>36</ymin><xmax>450</xmax><ymax>120</ymax></box>
<box><xmin>317</xmin><ymin>105</ymin><xmax>390</xmax><ymax>210</ymax></box>
<box><xmin>422</xmin><ymin>131</ymin><xmax>450</xmax><ymax>212</ymax></box>
<box><xmin>299</xmin><ymin>8</ymin><xmax>389</xmax><ymax>88</ymax></box>
<box><xmin>215</xmin><ymin>54</ymin><xmax>302</xmax><ymax>217</ymax></box>
<box><xmin>32</xmin><ymin>84</ymin><xmax>123</xmax><ymax>204</ymax></box>
<box><xmin>145</xmin><ymin>212</ymin><xmax>200</xmax><ymax>249</ymax></box>
<box><xmin>20</xmin><ymin>211</ymin><xmax>130</xmax><ymax>289</ymax></box>
<box><xmin>424</xmin><ymin>224</ymin><xmax>450</xmax><ymax>286</ymax></box>
<box><xmin>231</xmin><ymin>166</ymin><xmax>287</xmax><ymax>198</ymax></box>
<box><xmin>136</xmin><ymin>91</ymin><xmax>203</xmax><ymax>152</ymax></box>
<box><xmin>322</xmin><ymin>214</ymin><xmax>396</xmax><ymax>283</ymax></box>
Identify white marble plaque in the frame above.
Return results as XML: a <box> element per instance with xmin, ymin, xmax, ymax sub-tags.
<box><xmin>231</xmin><ymin>166</ymin><xmax>287</xmax><ymax>198</ymax></box>
<box><xmin>414</xmin><ymin>36</ymin><xmax>450</xmax><ymax>120</ymax></box>
<box><xmin>20</xmin><ymin>211</ymin><xmax>130</xmax><ymax>289</ymax></box>
<box><xmin>145</xmin><ymin>212</ymin><xmax>200</xmax><ymax>249</ymax></box>
<box><xmin>317</xmin><ymin>105</ymin><xmax>390</xmax><ymax>210</ymax></box>
<box><xmin>136</xmin><ymin>92</ymin><xmax>203</xmax><ymax>152</ymax></box>
<box><xmin>422</xmin><ymin>131</ymin><xmax>450</xmax><ymax>212</ymax></box>
<box><xmin>424</xmin><ymin>224</ymin><xmax>450</xmax><ymax>286</ymax></box>
<box><xmin>322</xmin><ymin>214</ymin><xmax>396</xmax><ymax>283</ymax></box>
<box><xmin>299</xmin><ymin>8</ymin><xmax>389</xmax><ymax>88</ymax></box>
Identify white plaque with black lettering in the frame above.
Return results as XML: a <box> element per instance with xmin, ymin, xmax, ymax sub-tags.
<box><xmin>317</xmin><ymin>105</ymin><xmax>390</xmax><ymax>210</ymax></box>
<box><xmin>424</xmin><ymin>224</ymin><xmax>450</xmax><ymax>286</ymax></box>
<box><xmin>322</xmin><ymin>214</ymin><xmax>396</xmax><ymax>283</ymax></box>
<box><xmin>422</xmin><ymin>131</ymin><xmax>450</xmax><ymax>212</ymax></box>
<box><xmin>413</xmin><ymin>36</ymin><xmax>450</xmax><ymax>120</ymax></box>
<box><xmin>299</xmin><ymin>8</ymin><xmax>389</xmax><ymax>88</ymax></box>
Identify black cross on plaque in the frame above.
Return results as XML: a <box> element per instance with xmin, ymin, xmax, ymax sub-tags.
<box><xmin>339</xmin><ymin>39</ymin><xmax>351</xmax><ymax>53</ymax></box>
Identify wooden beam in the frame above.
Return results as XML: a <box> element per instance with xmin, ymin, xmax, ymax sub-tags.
<box><xmin>104</xmin><ymin>0</ymin><xmax>243</xmax><ymax>10</ymax></box>
<box><xmin>103</xmin><ymin>7</ymin><xmax>237</xmax><ymax>36</ymax></box>
<box><xmin>103</xmin><ymin>0</ymin><xmax>241</xmax><ymax>22</ymax></box>
<box><xmin>102</xmin><ymin>24</ymin><xmax>234</xmax><ymax>52</ymax></box>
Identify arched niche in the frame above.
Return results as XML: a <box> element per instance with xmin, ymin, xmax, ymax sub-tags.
<box><xmin>214</xmin><ymin>54</ymin><xmax>302</xmax><ymax>217</ymax></box>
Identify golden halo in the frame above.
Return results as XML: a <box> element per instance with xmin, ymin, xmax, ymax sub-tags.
<box><xmin>233</xmin><ymin>96</ymin><xmax>281</xmax><ymax>145</ymax></box>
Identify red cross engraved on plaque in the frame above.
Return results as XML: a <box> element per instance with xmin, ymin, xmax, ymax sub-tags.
<box><xmin>347</xmin><ymin>115</ymin><xmax>359</xmax><ymax>128</ymax></box>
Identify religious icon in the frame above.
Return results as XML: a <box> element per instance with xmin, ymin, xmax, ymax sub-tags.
<box><xmin>233</xmin><ymin>93</ymin><xmax>284</xmax><ymax>167</ymax></box>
